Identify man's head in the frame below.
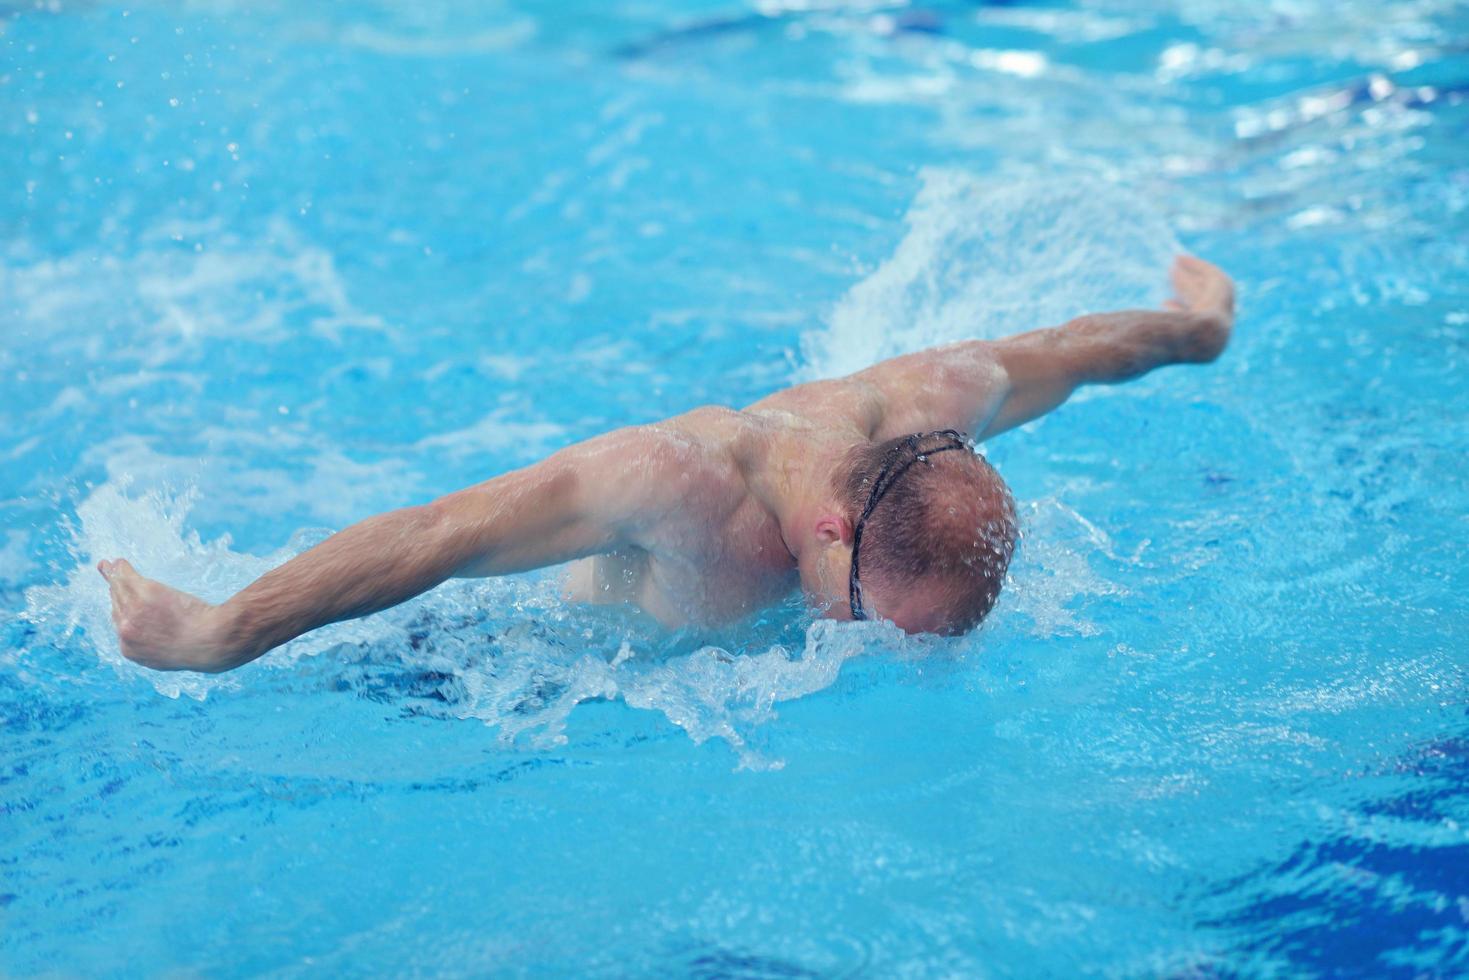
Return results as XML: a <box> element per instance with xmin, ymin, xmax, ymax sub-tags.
<box><xmin>800</xmin><ymin>431</ymin><xmax>1018</xmax><ymax>635</ymax></box>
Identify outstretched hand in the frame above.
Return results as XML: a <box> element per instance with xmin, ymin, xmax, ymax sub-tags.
<box><xmin>98</xmin><ymin>559</ymin><xmax>235</xmax><ymax>673</ymax></box>
<box><xmin>1164</xmin><ymin>254</ymin><xmax>1235</xmax><ymax>317</ymax></box>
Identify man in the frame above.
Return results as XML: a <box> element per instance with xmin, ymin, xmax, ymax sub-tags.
<box><xmin>99</xmin><ymin>256</ymin><xmax>1234</xmax><ymax>673</ymax></box>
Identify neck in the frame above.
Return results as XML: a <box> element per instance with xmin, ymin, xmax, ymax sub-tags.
<box><xmin>743</xmin><ymin>422</ymin><xmax>857</xmax><ymax>562</ymax></box>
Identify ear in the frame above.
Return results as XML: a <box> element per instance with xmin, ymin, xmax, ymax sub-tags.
<box><xmin>814</xmin><ymin>512</ymin><xmax>854</xmax><ymax>547</ymax></box>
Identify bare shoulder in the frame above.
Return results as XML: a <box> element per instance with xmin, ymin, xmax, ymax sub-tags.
<box><xmin>742</xmin><ymin>342</ymin><xmax>1013</xmax><ymax>441</ymax></box>
<box><xmin>857</xmin><ymin>340</ymin><xmax>1009</xmax><ymax>391</ymax></box>
<box><xmin>556</xmin><ymin>409</ymin><xmax>746</xmax><ymax>534</ymax></box>
<box><xmin>852</xmin><ymin>340</ymin><xmax>1012</xmax><ymax>439</ymax></box>
<box><xmin>744</xmin><ymin>376</ymin><xmax>886</xmax><ymax>437</ymax></box>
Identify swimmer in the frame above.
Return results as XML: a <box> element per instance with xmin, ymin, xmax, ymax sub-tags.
<box><xmin>99</xmin><ymin>255</ymin><xmax>1234</xmax><ymax>672</ymax></box>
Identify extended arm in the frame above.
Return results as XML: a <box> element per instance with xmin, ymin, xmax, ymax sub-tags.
<box><xmin>99</xmin><ymin>428</ymin><xmax>674</xmax><ymax>673</ymax></box>
<box><xmin>855</xmin><ymin>255</ymin><xmax>1235</xmax><ymax>439</ymax></box>
<box><xmin>980</xmin><ymin>301</ymin><xmax>1231</xmax><ymax>438</ymax></box>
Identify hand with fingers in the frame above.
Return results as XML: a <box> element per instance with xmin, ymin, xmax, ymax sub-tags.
<box><xmin>97</xmin><ymin>559</ymin><xmax>237</xmax><ymax>673</ymax></box>
<box><xmin>1165</xmin><ymin>254</ymin><xmax>1235</xmax><ymax>318</ymax></box>
<box><xmin>1162</xmin><ymin>254</ymin><xmax>1234</xmax><ymax>363</ymax></box>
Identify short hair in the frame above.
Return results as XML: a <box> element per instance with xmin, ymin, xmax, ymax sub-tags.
<box><xmin>840</xmin><ymin>433</ymin><xmax>1018</xmax><ymax>632</ymax></box>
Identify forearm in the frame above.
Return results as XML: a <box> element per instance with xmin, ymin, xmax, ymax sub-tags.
<box><xmin>980</xmin><ymin>307</ymin><xmax>1231</xmax><ymax>439</ymax></box>
<box><xmin>101</xmin><ymin>431</ymin><xmax>667</xmax><ymax>674</ymax></box>
<box><xmin>1057</xmin><ymin>308</ymin><xmax>1231</xmax><ymax>385</ymax></box>
<box><xmin>208</xmin><ymin>503</ymin><xmax>463</xmax><ymax>667</ymax></box>
<box><xmin>884</xmin><ymin>256</ymin><xmax>1237</xmax><ymax>441</ymax></box>
<box><xmin>203</xmin><ymin>448</ymin><xmax>625</xmax><ymax>666</ymax></box>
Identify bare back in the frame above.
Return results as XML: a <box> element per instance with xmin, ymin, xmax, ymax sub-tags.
<box><xmin>564</xmin><ymin>353</ymin><xmax>1014</xmax><ymax>627</ymax></box>
<box><xmin>563</xmin><ymin>406</ymin><xmax>807</xmax><ymax>627</ymax></box>
<box><xmin>98</xmin><ymin>255</ymin><xmax>1233</xmax><ymax>672</ymax></box>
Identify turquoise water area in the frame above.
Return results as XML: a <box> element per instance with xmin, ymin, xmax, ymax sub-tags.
<box><xmin>3</xmin><ymin>1</ymin><xmax>1468</xmax><ymax>974</ymax></box>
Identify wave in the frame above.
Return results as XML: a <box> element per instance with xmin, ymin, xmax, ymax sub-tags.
<box><xmin>19</xmin><ymin>173</ymin><xmax>1149</xmax><ymax>767</ymax></box>
<box><xmin>21</xmin><ymin>482</ymin><xmax>891</xmax><ymax>769</ymax></box>
<box><xmin>800</xmin><ymin>168</ymin><xmax>1179</xmax><ymax>380</ymax></box>
<box><xmin>21</xmin><ymin>474</ymin><xmax>1120</xmax><ymax>769</ymax></box>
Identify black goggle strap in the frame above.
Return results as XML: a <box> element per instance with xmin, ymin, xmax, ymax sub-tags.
<box><xmin>848</xmin><ymin>429</ymin><xmax>970</xmax><ymax>621</ymax></box>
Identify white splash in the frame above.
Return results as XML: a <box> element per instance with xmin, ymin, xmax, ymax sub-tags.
<box><xmin>22</xmin><ymin>482</ymin><xmax>282</xmax><ymax>700</ymax></box>
<box><xmin>22</xmin><ymin>482</ymin><xmax>877</xmax><ymax>769</ymax></box>
<box><xmin>800</xmin><ymin>169</ymin><xmax>1179</xmax><ymax>380</ymax></box>
<box><xmin>1001</xmin><ymin>498</ymin><xmax>1129</xmax><ymax>638</ymax></box>
<box><xmin>19</xmin><ymin>173</ymin><xmax>1156</xmax><ymax>763</ymax></box>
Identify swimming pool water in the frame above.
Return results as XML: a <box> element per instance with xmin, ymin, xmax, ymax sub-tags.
<box><xmin>3</xmin><ymin>0</ymin><xmax>1467</xmax><ymax>975</ymax></box>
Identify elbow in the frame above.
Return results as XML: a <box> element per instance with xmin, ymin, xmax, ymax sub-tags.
<box><xmin>420</xmin><ymin>495</ymin><xmax>456</xmax><ymax>531</ymax></box>
<box><xmin>425</xmin><ymin>478</ymin><xmax>544</xmax><ymax>577</ymax></box>
<box><xmin>420</xmin><ymin>496</ymin><xmax>474</xmax><ymax>572</ymax></box>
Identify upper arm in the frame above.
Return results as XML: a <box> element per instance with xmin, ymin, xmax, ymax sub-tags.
<box><xmin>851</xmin><ymin>341</ymin><xmax>1014</xmax><ymax>440</ymax></box>
<box><xmin>977</xmin><ymin>326</ymin><xmax>1095</xmax><ymax>438</ymax></box>
<box><xmin>980</xmin><ymin>308</ymin><xmax>1228</xmax><ymax>437</ymax></box>
<box><xmin>853</xmin><ymin>327</ymin><xmax>1098</xmax><ymax>442</ymax></box>
<box><xmin>432</xmin><ymin>427</ymin><xmax>683</xmax><ymax>578</ymax></box>
<box><xmin>850</xmin><ymin>262</ymin><xmax>1232</xmax><ymax>442</ymax></box>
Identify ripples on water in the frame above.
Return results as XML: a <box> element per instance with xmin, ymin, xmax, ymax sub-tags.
<box><xmin>3</xmin><ymin>0</ymin><xmax>1467</xmax><ymax>974</ymax></box>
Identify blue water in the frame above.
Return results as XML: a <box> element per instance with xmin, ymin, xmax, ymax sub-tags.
<box><xmin>4</xmin><ymin>0</ymin><xmax>1468</xmax><ymax>974</ymax></box>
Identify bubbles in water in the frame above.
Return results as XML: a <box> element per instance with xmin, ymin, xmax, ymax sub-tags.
<box><xmin>999</xmin><ymin>497</ymin><xmax>1129</xmax><ymax>639</ymax></box>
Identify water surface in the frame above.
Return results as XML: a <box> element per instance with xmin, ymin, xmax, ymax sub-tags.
<box><xmin>3</xmin><ymin>0</ymin><xmax>1467</xmax><ymax>974</ymax></box>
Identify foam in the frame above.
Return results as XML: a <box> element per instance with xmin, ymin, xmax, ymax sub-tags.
<box><xmin>22</xmin><ymin>482</ymin><xmax>881</xmax><ymax>769</ymax></box>
<box><xmin>21</xmin><ymin>475</ymin><xmax>1120</xmax><ymax>767</ymax></box>
<box><xmin>22</xmin><ymin>482</ymin><xmax>279</xmax><ymax>700</ymax></box>
<box><xmin>20</xmin><ymin>173</ymin><xmax>1148</xmax><ymax>764</ymax></box>
<box><xmin>999</xmin><ymin>498</ymin><xmax>1129</xmax><ymax>639</ymax></box>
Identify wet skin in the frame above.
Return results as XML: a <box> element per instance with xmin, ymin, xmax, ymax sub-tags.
<box><xmin>99</xmin><ymin>256</ymin><xmax>1235</xmax><ymax>672</ymax></box>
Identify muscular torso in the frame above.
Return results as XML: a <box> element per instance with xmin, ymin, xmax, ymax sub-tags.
<box><xmin>561</xmin><ymin>366</ymin><xmax>1005</xmax><ymax>628</ymax></box>
<box><xmin>561</xmin><ymin>339</ymin><xmax>1022</xmax><ymax>628</ymax></box>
